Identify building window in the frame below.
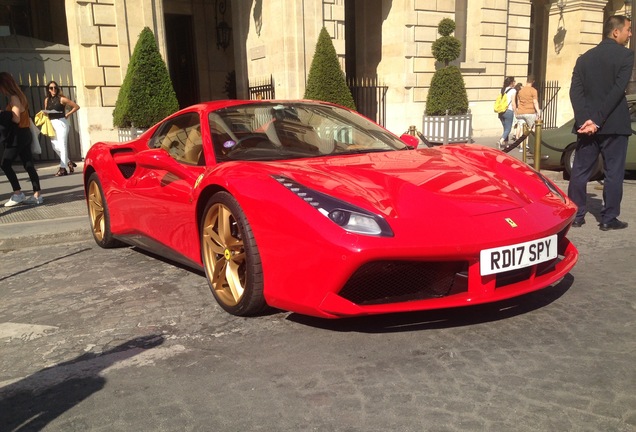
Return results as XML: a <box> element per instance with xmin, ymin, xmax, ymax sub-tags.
<box><xmin>0</xmin><ymin>1</ymin><xmax>32</xmax><ymax>37</ymax></box>
<box><xmin>455</xmin><ymin>0</ymin><xmax>467</xmax><ymax>63</ymax></box>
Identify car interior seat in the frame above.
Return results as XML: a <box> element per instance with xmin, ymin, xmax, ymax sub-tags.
<box><xmin>183</xmin><ymin>126</ymin><xmax>203</xmax><ymax>165</ymax></box>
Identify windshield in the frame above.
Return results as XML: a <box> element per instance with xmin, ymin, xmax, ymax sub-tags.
<box><xmin>208</xmin><ymin>102</ymin><xmax>407</xmax><ymax>161</ymax></box>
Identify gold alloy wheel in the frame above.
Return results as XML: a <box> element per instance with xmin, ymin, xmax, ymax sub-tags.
<box><xmin>201</xmin><ymin>203</ymin><xmax>246</xmax><ymax>307</ymax></box>
<box><xmin>88</xmin><ymin>180</ymin><xmax>105</xmax><ymax>242</ymax></box>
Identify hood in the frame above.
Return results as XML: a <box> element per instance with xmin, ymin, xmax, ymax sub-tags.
<box><xmin>264</xmin><ymin>146</ymin><xmax>540</xmax><ymax>221</ymax></box>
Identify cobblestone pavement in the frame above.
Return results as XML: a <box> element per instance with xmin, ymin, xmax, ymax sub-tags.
<box><xmin>0</xmin><ymin>157</ymin><xmax>635</xmax><ymax>431</ymax></box>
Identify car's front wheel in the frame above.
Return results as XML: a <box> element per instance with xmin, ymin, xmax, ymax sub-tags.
<box><xmin>200</xmin><ymin>192</ymin><xmax>266</xmax><ymax>316</ymax></box>
<box><xmin>86</xmin><ymin>173</ymin><xmax>124</xmax><ymax>248</ymax></box>
<box><xmin>563</xmin><ymin>144</ymin><xmax>604</xmax><ymax>180</ymax></box>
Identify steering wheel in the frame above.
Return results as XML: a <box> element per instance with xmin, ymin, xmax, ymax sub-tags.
<box><xmin>226</xmin><ymin>135</ymin><xmax>275</xmax><ymax>153</ymax></box>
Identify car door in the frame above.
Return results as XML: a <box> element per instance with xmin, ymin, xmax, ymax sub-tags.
<box><xmin>128</xmin><ymin>112</ymin><xmax>206</xmax><ymax>257</ymax></box>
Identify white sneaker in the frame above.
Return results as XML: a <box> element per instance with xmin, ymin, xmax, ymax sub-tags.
<box><xmin>4</xmin><ymin>192</ymin><xmax>26</xmax><ymax>207</ymax></box>
<box><xmin>24</xmin><ymin>195</ymin><xmax>44</xmax><ymax>205</ymax></box>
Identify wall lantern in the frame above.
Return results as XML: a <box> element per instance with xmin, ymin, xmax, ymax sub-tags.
<box><xmin>557</xmin><ymin>0</ymin><xmax>566</xmax><ymax>14</ymax></box>
<box><xmin>216</xmin><ymin>0</ymin><xmax>232</xmax><ymax>51</ymax></box>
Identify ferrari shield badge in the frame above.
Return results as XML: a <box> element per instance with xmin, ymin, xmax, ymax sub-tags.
<box><xmin>194</xmin><ymin>173</ymin><xmax>204</xmax><ymax>190</ymax></box>
<box><xmin>505</xmin><ymin>218</ymin><xmax>518</xmax><ymax>228</ymax></box>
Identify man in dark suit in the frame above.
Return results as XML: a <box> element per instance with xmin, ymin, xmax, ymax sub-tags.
<box><xmin>569</xmin><ymin>15</ymin><xmax>633</xmax><ymax>231</ymax></box>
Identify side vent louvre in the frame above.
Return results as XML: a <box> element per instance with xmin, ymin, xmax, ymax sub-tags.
<box><xmin>110</xmin><ymin>148</ymin><xmax>136</xmax><ymax>179</ymax></box>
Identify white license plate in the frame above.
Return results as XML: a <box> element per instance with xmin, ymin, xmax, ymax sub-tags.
<box><xmin>480</xmin><ymin>234</ymin><xmax>558</xmax><ymax>276</ymax></box>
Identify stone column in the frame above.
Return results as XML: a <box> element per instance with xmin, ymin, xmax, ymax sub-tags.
<box><xmin>544</xmin><ymin>0</ymin><xmax>605</xmax><ymax>126</ymax></box>
<box><xmin>65</xmin><ymin>0</ymin><xmax>166</xmax><ymax>151</ymax></box>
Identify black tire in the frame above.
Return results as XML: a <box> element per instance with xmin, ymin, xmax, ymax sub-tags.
<box><xmin>563</xmin><ymin>144</ymin><xmax>604</xmax><ymax>181</ymax></box>
<box><xmin>200</xmin><ymin>192</ymin><xmax>266</xmax><ymax>316</ymax></box>
<box><xmin>86</xmin><ymin>173</ymin><xmax>125</xmax><ymax>248</ymax></box>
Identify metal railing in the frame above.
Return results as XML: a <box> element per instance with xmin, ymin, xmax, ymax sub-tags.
<box><xmin>537</xmin><ymin>80</ymin><xmax>560</xmax><ymax>129</ymax></box>
<box><xmin>347</xmin><ymin>77</ymin><xmax>388</xmax><ymax>127</ymax></box>
<box><xmin>247</xmin><ymin>75</ymin><xmax>389</xmax><ymax>127</ymax></box>
<box><xmin>248</xmin><ymin>76</ymin><xmax>275</xmax><ymax>100</ymax></box>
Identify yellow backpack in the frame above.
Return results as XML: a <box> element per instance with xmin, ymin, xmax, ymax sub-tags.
<box><xmin>494</xmin><ymin>89</ymin><xmax>511</xmax><ymax>114</ymax></box>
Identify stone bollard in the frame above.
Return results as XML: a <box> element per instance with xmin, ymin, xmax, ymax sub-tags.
<box><xmin>534</xmin><ymin>119</ymin><xmax>543</xmax><ymax>172</ymax></box>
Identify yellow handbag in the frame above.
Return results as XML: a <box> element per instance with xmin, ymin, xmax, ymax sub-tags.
<box><xmin>34</xmin><ymin>111</ymin><xmax>56</xmax><ymax>138</ymax></box>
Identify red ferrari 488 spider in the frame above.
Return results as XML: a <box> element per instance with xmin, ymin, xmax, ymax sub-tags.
<box><xmin>84</xmin><ymin>100</ymin><xmax>578</xmax><ymax>318</ymax></box>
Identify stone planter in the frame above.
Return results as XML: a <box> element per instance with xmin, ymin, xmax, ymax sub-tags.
<box><xmin>422</xmin><ymin>111</ymin><xmax>472</xmax><ymax>145</ymax></box>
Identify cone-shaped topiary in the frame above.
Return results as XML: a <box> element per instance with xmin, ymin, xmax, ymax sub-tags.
<box><xmin>304</xmin><ymin>27</ymin><xmax>356</xmax><ymax>110</ymax></box>
<box><xmin>113</xmin><ymin>27</ymin><xmax>179</xmax><ymax>128</ymax></box>
<box><xmin>425</xmin><ymin>67</ymin><xmax>468</xmax><ymax>116</ymax></box>
<box><xmin>425</xmin><ymin>18</ymin><xmax>468</xmax><ymax>116</ymax></box>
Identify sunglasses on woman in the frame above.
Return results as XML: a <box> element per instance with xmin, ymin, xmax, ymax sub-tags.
<box><xmin>48</xmin><ymin>86</ymin><xmax>58</xmax><ymax>90</ymax></box>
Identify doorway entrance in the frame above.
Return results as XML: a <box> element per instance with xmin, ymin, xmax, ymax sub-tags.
<box><xmin>165</xmin><ymin>13</ymin><xmax>199</xmax><ymax>108</ymax></box>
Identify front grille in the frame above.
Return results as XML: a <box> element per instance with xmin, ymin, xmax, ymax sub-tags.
<box><xmin>495</xmin><ymin>266</ymin><xmax>533</xmax><ymax>288</ymax></box>
<box><xmin>495</xmin><ymin>226</ymin><xmax>568</xmax><ymax>287</ymax></box>
<box><xmin>339</xmin><ymin>261</ymin><xmax>468</xmax><ymax>306</ymax></box>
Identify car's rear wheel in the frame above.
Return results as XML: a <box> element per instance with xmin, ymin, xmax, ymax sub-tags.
<box><xmin>200</xmin><ymin>192</ymin><xmax>266</xmax><ymax>316</ymax></box>
<box><xmin>563</xmin><ymin>144</ymin><xmax>604</xmax><ymax>180</ymax></box>
<box><xmin>87</xmin><ymin>173</ymin><xmax>124</xmax><ymax>248</ymax></box>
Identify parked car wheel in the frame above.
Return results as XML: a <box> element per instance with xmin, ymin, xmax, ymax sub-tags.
<box><xmin>87</xmin><ymin>173</ymin><xmax>125</xmax><ymax>248</ymax></box>
<box><xmin>200</xmin><ymin>192</ymin><xmax>266</xmax><ymax>316</ymax></box>
<box><xmin>563</xmin><ymin>144</ymin><xmax>604</xmax><ymax>180</ymax></box>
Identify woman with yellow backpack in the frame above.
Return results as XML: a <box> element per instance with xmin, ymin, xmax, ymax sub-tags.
<box><xmin>495</xmin><ymin>76</ymin><xmax>516</xmax><ymax>148</ymax></box>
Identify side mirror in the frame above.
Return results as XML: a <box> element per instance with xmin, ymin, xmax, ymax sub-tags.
<box><xmin>137</xmin><ymin>148</ymin><xmax>170</xmax><ymax>170</ymax></box>
<box><xmin>399</xmin><ymin>133</ymin><xmax>420</xmax><ymax>149</ymax></box>
<box><xmin>137</xmin><ymin>149</ymin><xmax>198</xmax><ymax>181</ymax></box>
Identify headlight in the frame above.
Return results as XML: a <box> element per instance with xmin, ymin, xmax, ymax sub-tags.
<box><xmin>535</xmin><ymin>170</ymin><xmax>566</xmax><ymax>202</ymax></box>
<box><xmin>327</xmin><ymin>209</ymin><xmax>385</xmax><ymax>235</ymax></box>
<box><xmin>273</xmin><ymin>175</ymin><xmax>394</xmax><ymax>237</ymax></box>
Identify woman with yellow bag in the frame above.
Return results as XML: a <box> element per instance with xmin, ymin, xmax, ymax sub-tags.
<box><xmin>42</xmin><ymin>81</ymin><xmax>80</xmax><ymax>176</ymax></box>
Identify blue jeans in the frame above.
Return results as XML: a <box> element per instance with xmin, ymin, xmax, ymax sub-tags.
<box><xmin>499</xmin><ymin>110</ymin><xmax>514</xmax><ymax>143</ymax></box>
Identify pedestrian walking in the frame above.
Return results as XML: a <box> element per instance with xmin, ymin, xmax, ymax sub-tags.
<box><xmin>0</xmin><ymin>72</ymin><xmax>43</xmax><ymax>206</ymax></box>
<box><xmin>515</xmin><ymin>75</ymin><xmax>541</xmax><ymax>151</ymax></box>
<box><xmin>43</xmin><ymin>81</ymin><xmax>80</xmax><ymax>176</ymax></box>
<box><xmin>569</xmin><ymin>15</ymin><xmax>633</xmax><ymax>230</ymax></box>
<box><xmin>512</xmin><ymin>82</ymin><xmax>525</xmax><ymax>142</ymax></box>
<box><xmin>497</xmin><ymin>76</ymin><xmax>516</xmax><ymax>148</ymax></box>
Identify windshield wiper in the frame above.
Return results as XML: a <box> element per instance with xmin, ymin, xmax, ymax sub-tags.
<box><xmin>337</xmin><ymin>148</ymin><xmax>395</xmax><ymax>155</ymax></box>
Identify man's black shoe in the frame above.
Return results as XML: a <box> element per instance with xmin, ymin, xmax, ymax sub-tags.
<box><xmin>572</xmin><ymin>219</ymin><xmax>585</xmax><ymax>228</ymax></box>
<box><xmin>599</xmin><ymin>219</ymin><xmax>628</xmax><ymax>231</ymax></box>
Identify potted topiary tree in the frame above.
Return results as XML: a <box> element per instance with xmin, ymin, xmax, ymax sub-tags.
<box><xmin>113</xmin><ymin>27</ymin><xmax>179</xmax><ymax>141</ymax></box>
<box><xmin>304</xmin><ymin>27</ymin><xmax>356</xmax><ymax>110</ymax></box>
<box><xmin>423</xmin><ymin>18</ymin><xmax>471</xmax><ymax>145</ymax></box>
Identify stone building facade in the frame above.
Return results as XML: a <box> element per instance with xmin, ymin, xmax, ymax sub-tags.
<box><xmin>53</xmin><ymin>0</ymin><xmax>630</xmax><ymax>154</ymax></box>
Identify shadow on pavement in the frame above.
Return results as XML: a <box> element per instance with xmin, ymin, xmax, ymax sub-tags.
<box><xmin>0</xmin><ymin>334</ymin><xmax>164</xmax><ymax>432</ymax></box>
